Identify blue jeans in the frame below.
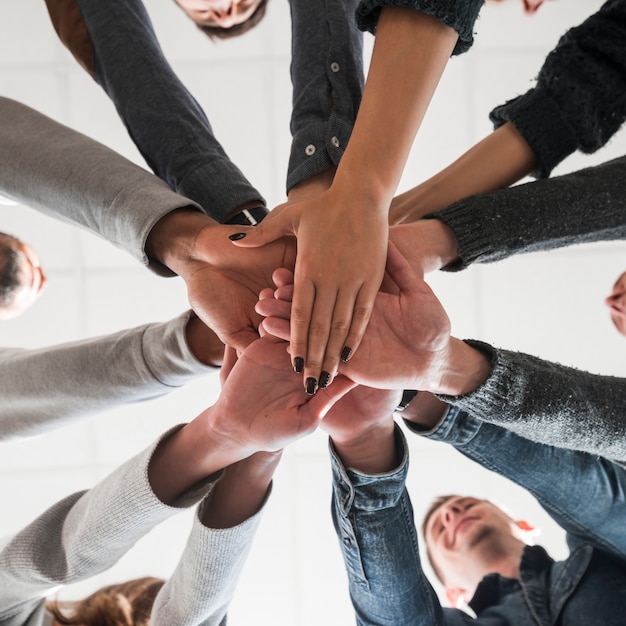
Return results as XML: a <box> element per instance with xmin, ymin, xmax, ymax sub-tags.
<box><xmin>330</xmin><ymin>410</ymin><xmax>626</xmax><ymax>625</ymax></box>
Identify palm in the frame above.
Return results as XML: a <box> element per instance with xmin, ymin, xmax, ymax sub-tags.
<box><xmin>214</xmin><ymin>336</ymin><xmax>354</xmax><ymax>453</ymax></box>
<box><xmin>186</xmin><ymin>225</ymin><xmax>296</xmax><ymax>352</ymax></box>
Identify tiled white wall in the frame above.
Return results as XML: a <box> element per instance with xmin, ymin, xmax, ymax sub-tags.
<box><xmin>1</xmin><ymin>0</ymin><xmax>625</xmax><ymax>623</ymax></box>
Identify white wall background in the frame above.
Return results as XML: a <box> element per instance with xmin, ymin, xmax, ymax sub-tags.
<box><xmin>1</xmin><ymin>0</ymin><xmax>625</xmax><ymax>623</ymax></box>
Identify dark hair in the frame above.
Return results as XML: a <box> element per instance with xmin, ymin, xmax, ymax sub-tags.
<box><xmin>194</xmin><ymin>0</ymin><xmax>269</xmax><ymax>40</ymax></box>
<box><xmin>0</xmin><ymin>233</ymin><xmax>24</xmax><ymax>307</ymax></box>
<box><xmin>421</xmin><ymin>494</ymin><xmax>458</xmax><ymax>585</ymax></box>
<box><xmin>46</xmin><ymin>577</ymin><xmax>165</xmax><ymax>626</ymax></box>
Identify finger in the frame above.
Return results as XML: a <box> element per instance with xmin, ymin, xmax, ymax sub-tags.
<box><xmin>274</xmin><ymin>284</ymin><xmax>294</xmax><ymax>302</ymax></box>
<box><xmin>307</xmin><ymin>374</ymin><xmax>358</xmax><ymax>420</ymax></box>
<box><xmin>258</xmin><ymin>287</ymin><xmax>275</xmax><ymax>301</ymax></box>
<box><xmin>261</xmin><ymin>316</ymin><xmax>291</xmax><ymax>342</ymax></box>
<box><xmin>385</xmin><ymin>241</ymin><xmax>421</xmax><ymax>293</ymax></box>
<box><xmin>272</xmin><ymin>267</ymin><xmax>295</xmax><ymax>289</ymax></box>
<box><xmin>337</xmin><ymin>282</ymin><xmax>377</xmax><ymax>367</ymax></box>
<box><xmin>317</xmin><ymin>289</ymin><xmax>358</xmax><ymax>389</ymax></box>
<box><xmin>255</xmin><ymin>297</ymin><xmax>291</xmax><ymax>320</ymax></box>
<box><xmin>300</xmin><ymin>288</ymin><xmax>338</xmax><ymax>395</ymax></box>
<box><xmin>220</xmin><ymin>345</ymin><xmax>239</xmax><ymax>386</ymax></box>
<box><xmin>289</xmin><ymin>279</ymin><xmax>316</xmax><ymax>382</ymax></box>
<box><xmin>228</xmin><ymin>211</ymin><xmax>296</xmax><ymax>248</ymax></box>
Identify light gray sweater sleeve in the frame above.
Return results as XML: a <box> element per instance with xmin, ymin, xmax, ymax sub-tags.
<box><xmin>0</xmin><ymin>97</ymin><xmax>203</xmax><ymax>276</ymax></box>
<box><xmin>152</xmin><ymin>492</ymin><xmax>267</xmax><ymax>626</ymax></box>
<box><xmin>0</xmin><ymin>428</ymin><xmax>265</xmax><ymax>626</ymax></box>
<box><xmin>0</xmin><ymin>312</ymin><xmax>213</xmax><ymax>442</ymax></box>
<box><xmin>440</xmin><ymin>340</ymin><xmax>626</xmax><ymax>465</ymax></box>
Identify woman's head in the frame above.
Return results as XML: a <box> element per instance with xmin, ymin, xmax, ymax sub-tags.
<box><xmin>0</xmin><ymin>232</ymin><xmax>46</xmax><ymax>320</ymax></box>
<box><xmin>47</xmin><ymin>577</ymin><xmax>165</xmax><ymax>626</ymax></box>
<box><xmin>606</xmin><ymin>271</ymin><xmax>626</xmax><ymax>337</ymax></box>
<box><xmin>174</xmin><ymin>0</ymin><xmax>269</xmax><ymax>39</ymax></box>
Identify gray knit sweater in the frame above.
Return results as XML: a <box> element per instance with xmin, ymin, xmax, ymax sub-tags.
<box><xmin>0</xmin><ymin>430</ymin><xmax>264</xmax><ymax>626</ymax></box>
<box><xmin>428</xmin><ymin>156</ymin><xmax>626</xmax><ymax>462</ymax></box>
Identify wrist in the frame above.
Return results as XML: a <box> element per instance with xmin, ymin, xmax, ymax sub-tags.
<box><xmin>331</xmin><ymin>420</ymin><xmax>397</xmax><ymax>474</ymax></box>
<box><xmin>184</xmin><ymin>312</ymin><xmax>224</xmax><ymax>368</ymax></box>
<box><xmin>145</xmin><ymin>208</ymin><xmax>217</xmax><ymax>275</ymax></box>
<box><xmin>428</xmin><ymin>338</ymin><xmax>491</xmax><ymax>396</ymax></box>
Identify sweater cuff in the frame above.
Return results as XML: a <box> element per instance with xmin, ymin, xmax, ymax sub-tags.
<box><xmin>141</xmin><ymin>312</ymin><xmax>217</xmax><ymax>388</ymax></box>
<box><xmin>490</xmin><ymin>88</ymin><xmax>579</xmax><ymax>178</ymax></box>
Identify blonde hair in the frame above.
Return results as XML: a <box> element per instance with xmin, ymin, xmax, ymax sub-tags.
<box><xmin>46</xmin><ymin>577</ymin><xmax>165</xmax><ymax>626</ymax></box>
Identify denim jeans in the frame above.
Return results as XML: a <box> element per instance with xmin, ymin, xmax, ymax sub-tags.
<box><xmin>54</xmin><ymin>0</ymin><xmax>264</xmax><ymax>221</ymax></box>
<box><xmin>331</xmin><ymin>410</ymin><xmax>626</xmax><ymax>625</ymax></box>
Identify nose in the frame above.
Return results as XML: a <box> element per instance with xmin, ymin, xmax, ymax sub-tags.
<box><xmin>207</xmin><ymin>2</ymin><xmax>239</xmax><ymax>27</ymax></box>
<box><xmin>440</xmin><ymin>501</ymin><xmax>463</xmax><ymax>528</ymax></box>
<box><xmin>606</xmin><ymin>291</ymin><xmax>625</xmax><ymax>313</ymax></box>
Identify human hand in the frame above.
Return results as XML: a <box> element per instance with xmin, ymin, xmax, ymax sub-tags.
<box><xmin>230</xmin><ymin>188</ymin><xmax>389</xmax><ymax>394</ymax></box>
<box><xmin>208</xmin><ymin>335</ymin><xmax>356</xmax><ymax>459</ymax></box>
<box><xmin>184</xmin><ymin>313</ymin><xmax>225</xmax><ymax>368</ymax></box>
<box><xmin>146</xmin><ymin>209</ymin><xmax>296</xmax><ymax>353</ymax></box>
<box><xmin>389</xmin><ymin>219</ymin><xmax>460</xmax><ymax>275</ymax></box>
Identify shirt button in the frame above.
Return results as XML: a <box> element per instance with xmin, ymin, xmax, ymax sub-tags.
<box><xmin>330</xmin><ymin>62</ymin><xmax>340</xmax><ymax>73</ymax></box>
<box><xmin>331</xmin><ymin>136</ymin><xmax>340</xmax><ymax>148</ymax></box>
<box><xmin>305</xmin><ymin>144</ymin><xmax>316</xmax><ymax>156</ymax></box>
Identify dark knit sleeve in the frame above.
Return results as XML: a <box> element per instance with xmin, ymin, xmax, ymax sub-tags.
<box><xmin>355</xmin><ymin>0</ymin><xmax>484</xmax><ymax>55</ymax></box>
<box><xmin>490</xmin><ymin>0</ymin><xmax>626</xmax><ymax>178</ymax></box>
<box><xmin>441</xmin><ymin>340</ymin><xmax>626</xmax><ymax>464</ymax></box>
<box><xmin>425</xmin><ymin>156</ymin><xmax>626</xmax><ymax>271</ymax></box>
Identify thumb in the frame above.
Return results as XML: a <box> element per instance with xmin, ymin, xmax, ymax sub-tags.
<box><xmin>309</xmin><ymin>375</ymin><xmax>358</xmax><ymax>419</ymax></box>
<box><xmin>228</xmin><ymin>208</ymin><xmax>297</xmax><ymax>248</ymax></box>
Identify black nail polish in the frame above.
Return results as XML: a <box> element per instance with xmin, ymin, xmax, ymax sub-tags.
<box><xmin>305</xmin><ymin>377</ymin><xmax>318</xmax><ymax>395</ymax></box>
<box><xmin>319</xmin><ymin>371</ymin><xmax>331</xmax><ymax>389</ymax></box>
<box><xmin>340</xmin><ymin>346</ymin><xmax>352</xmax><ymax>362</ymax></box>
<box><xmin>229</xmin><ymin>232</ymin><xmax>247</xmax><ymax>241</ymax></box>
<box><xmin>293</xmin><ymin>357</ymin><xmax>304</xmax><ymax>373</ymax></box>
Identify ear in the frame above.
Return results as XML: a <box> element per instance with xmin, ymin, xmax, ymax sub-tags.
<box><xmin>445</xmin><ymin>586</ymin><xmax>470</xmax><ymax>608</ymax></box>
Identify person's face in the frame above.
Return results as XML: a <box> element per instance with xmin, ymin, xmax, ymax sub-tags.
<box><xmin>0</xmin><ymin>235</ymin><xmax>47</xmax><ymax>320</ymax></box>
<box><xmin>605</xmin><ymin>271</ymin><xmax>626</xmax><ymax>337</ymax></box>
<box><xmin>425</xmin><ymin>496</ymin><xmax>521</xmax><ymax>590</ymax></box>
<box><xmin>175</xmin><ymin>0</ymin><xmax>263</xmax><ymax>28</ymax></box>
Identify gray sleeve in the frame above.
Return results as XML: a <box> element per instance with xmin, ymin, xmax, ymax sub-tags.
<box><xmin>0</xmin><ymin>97</ymin><xmax>203</xmax><ymax>276</ymax></box>
<box><xmin>0</xmin><ymin>430</ymin><xmax>218</xmax><ymax>626</ymax></box>
<box><xmin>286</xmin><ymin>0</ymin><xmax>364</xmax><ymax>192</ymax></box>
<box><xmin>355</xmin><ymin>0</ymin><xmax>484</xmax><ymax>55</ymax></box>
<box><xmin>490</xmin><ymin>0</ymin><xmax>626</xmax><ymax>178</ymax></box>
<box><xmin>439</xmin><ymin>340</ymin><xmax>626</xmax><ymax>465</ymax></box>
<box><xmin>0</xmin><ymin>312</ymin><xmax>213</xmax><ymax>442</ymax></box>
<box><xmin>427</xmin><ymin>156</ymin><xmax>626</xmax><ymax>272</ymax></box>
<box><xmin>152</xmin><ymin>492</ymin><xmax>269</xmax><ymax>626</ymax></box>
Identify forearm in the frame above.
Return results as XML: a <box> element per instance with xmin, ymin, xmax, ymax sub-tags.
<box><xmin>0</xmin><ymin>97</ymin><xmax>199</xmax><ymax>274</ymax></box>
<box><xmin>287</xmin><ymin>0</ymin><xmax>363</xmax><ymax>191</ymax></box>
<box><xmin>332</xmin><ymin>8</ymin><xmax>458</xmax><ymax>208</ymax></box>
<box><xmin>427</xmin><ymin>155</ymin><xmax>626</xmax><ymax>272</ymax></box>
<box><xmin>391</xmin><ymin>123</ymin><xmax>537</xmax><ymax>223</ymax></box>
<box><xmin>490</xmin><ymin>0</ymin><xmax>626</xmax><ymax>177</ymax></box>
<box><xmin>0</xmin><ymin>313</ymin><xmax>212</xmax><ymax>442</ymax></box>
<box><xmin>47</xmin><ymin>0</ymin><xmax>264</xmax><ymax>219</ymax></box>
<box><xmin>439</xmin><ymin>340</ymin><xmax>626</xmax><ymax>464</ymax></box>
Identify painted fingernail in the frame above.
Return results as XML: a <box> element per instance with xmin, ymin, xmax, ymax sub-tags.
<box><xmin>340</xmin><ymin>346</ymin><xmax>352</xmax><ymax>362</ymax></box>
<box><xmin>293</xmin><ymin>357</ymin><xmax>304</xmax><ymax>373</ymax></box>
<box><xmin>229</xmin><ymin>232</ymin><xmax>247</xmax><ymax>241</ymax></box>
<box><xmin>305</xmin><ymin>377</ymin><xmax>318</xmax><ymax>395</ymax></box>
<box><xmin>318</xmin><ymin>371</ymin><xmax>331</xmax><ymax>389</ymax></box>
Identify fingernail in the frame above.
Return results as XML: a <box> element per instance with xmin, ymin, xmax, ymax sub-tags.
<box><xmin>305</xmin><ymin>377</ymin><xmax>318</xmax><ymax>395</ymax></box>
<box><xmin>229</xmin><ymin>232</ymin><xmax>247</xmax><ymax>241</ymax></box>
<box><xmin>293</xmin><ymin>357</ymin><xmax>304</xmax><ymax>373</ymax></box>
<box><xmin>340</xmin><ymin>346</ymin><xmax>352</xmax><ymax>362</ymax></box>
<box><xmin>319</xmin><ymin>371</ymin><xmax>331</xmax><ymax>389</ymax></box>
